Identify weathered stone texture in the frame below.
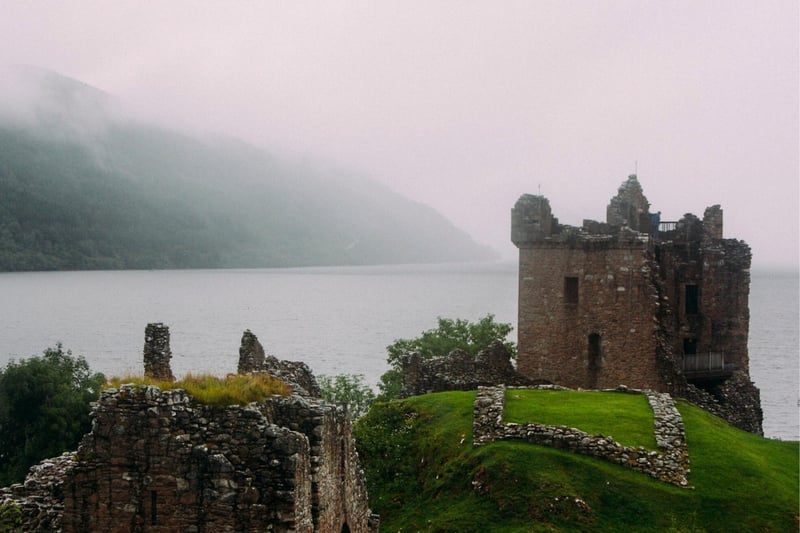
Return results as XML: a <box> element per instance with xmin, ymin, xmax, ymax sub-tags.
<box><xmin>516</xmin><ymin>241</ymin><xmax>662</xmax><ymax>391</ymax></box>
<box><xmin>400</xmin><ymin>341</ymin><xmax>543</xmax><ymax>398</ymax></box>
<box><xmin>511</xmin><ymin>175</ymin><xmax>762</xmax><ymax>434</ymax></box>
<box><xmin>143</xmin><ymin>323</ymin><xmax>174</xmax><ymax>382</ymax></box>
<box><xmin>3</xmin><ymin>326</ymin><xmax>376</xmax><ymax>532</ymax></box>
<box><xmin>237</xmin><ymin>329</ymin><xmax>265</xmax><ymax>374</ymax></box>
<box><xmin>606</xmin><ymin>174</ymin><xmax>651</xmax><ymax>232</ymax></box>
<box><xmin>238</xmin><ymin>330</ymin><xmax>322</xmax><ymax>398</ymax></box>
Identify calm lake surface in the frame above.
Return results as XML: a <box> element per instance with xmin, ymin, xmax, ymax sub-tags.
<box><xmin>0</xmin><ymin>263</ymin><xmax>797</xmax><ymax>440</ymax></box>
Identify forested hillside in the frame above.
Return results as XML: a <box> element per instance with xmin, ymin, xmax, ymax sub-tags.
<box><xmin>0</xmin><ymin>66</ymin><xmax>495</xmax><ymax>271</ymax></box>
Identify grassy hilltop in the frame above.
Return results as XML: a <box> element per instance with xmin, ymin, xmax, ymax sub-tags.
<box><xmin>355</xmin><ymin>390</ymin><xmax>798</xmax><ymax>532</ymax></box>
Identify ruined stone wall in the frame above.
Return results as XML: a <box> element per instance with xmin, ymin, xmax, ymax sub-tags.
<box><xmin>1</xmin><ymin>383</ymin><xmax>378</xmax><ymax>533</ymax></box>
<box><xmin>400</xmin><ymin>341</ymin><xmax>541</xmax><ymax>398</ymax></box>
<box><xmin>143</xmin><ymin>323</ymin><xmax>174</xmax><ymax>382</ymax></box>
<box><xmin>516</xmin><ymin>241</ymin><xmax>663</xmax><ymax>391</ymax></box>
<box><xmin>270</xmin><ymin>397</ymin><xmax>373</xmax><ymax>533</ymax></box>
<box><xmin>238</xmin><ymin>330</ymin><xmax>322</xmax><ymax>398</ymax></box>
<box><xmin>473</xmin><ymin>386</ymin><xmax>690</xmax><ymax>487</ymax></box>
<box><xmin>61</xmin><ymin>385</ymin><xmax>315</xmax><ymax>532</ymax></box>
<box><xmin>606</xmin><ymin>175</ymin><xmax>651</xmax><ymax>232</ymax></box>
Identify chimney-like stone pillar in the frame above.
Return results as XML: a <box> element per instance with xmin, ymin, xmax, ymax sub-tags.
<box><xmin>703</xmin><ymin>204</ymin><xmax>723</xmax><ymax>241</ymax></box>
<box><xmin>143</xmin><ymin>323</ymin><xmax>174</xmax><ymax>381</ymax></box>
<box><xmin>238</xmin><ymin>329</ymin><xmax>266</xmax><ymax>374</ymax></box>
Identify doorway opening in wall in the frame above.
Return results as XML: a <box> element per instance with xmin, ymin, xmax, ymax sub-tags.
<box><xmin>588</xmin><ymin>333</ymin><xmax>601</xmax><ymax>388</ymax></box>
<box><xmin>150</xmin><ymin>490</ymin><xmax>157</xmax><ymax>525</ymax></box>
<box><xmin>341</xmin><ymin>522</ymin><xmax>351</xmax><ymax>533</ymax></box>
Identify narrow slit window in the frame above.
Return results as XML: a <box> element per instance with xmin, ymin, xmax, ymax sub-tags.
<box><xmin>151</xmin><ymin>490</ymin><xmax>157</xmax><ymax>525</ymax></box>
<box><xmin>685</xmin><ymin>285</ymin><xmax>699</xmax><ymax>315</ymax></box>
<box><xmin>683</xmin><ymin>338</ymin><xmax>697</xmax><ymax>355</ymax></box>
<box><xmin>564</xmin><ymin>277</ymin><xmax>579</xmax><ymax>305</ymax></box>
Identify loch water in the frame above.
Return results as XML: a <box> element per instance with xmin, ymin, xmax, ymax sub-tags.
<box><xmin>0</xmin><ymin>263</ymin><xmax>796</xmax><ymax>440</ymax></box>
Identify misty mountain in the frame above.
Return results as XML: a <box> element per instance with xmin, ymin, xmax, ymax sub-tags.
<box><xmin>0</xmin><ymin>66</ymin><xmax>496</xmax><ymax>270</ymax></box>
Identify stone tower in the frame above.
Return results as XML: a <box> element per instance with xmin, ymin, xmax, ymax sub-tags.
<box><xmin>511</xmin><ymin>175</ymin><xmax>762</xmax><ymax>433</ymax></box>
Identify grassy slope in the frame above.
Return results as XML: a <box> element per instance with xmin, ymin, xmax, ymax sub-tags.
<box><xmin>355</xmin><ymin>391</ymin><xmax>798</xmax><ymax>532</ymax></box>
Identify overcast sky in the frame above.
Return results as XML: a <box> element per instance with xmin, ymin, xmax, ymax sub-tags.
<box><xmin>1</xmin><ymin>1</ymin><xmax>797</xmax><ymax>268</ymax></box>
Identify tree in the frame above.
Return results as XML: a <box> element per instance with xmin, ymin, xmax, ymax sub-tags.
<box><xmin>377</xmin><ymin>314</ymin><xmax>515</xmax><ymax>401</ymax></box>
<box><xmin>318</xmin><ymin>373</ymin><xmax>376</xmax><ymax>419</ymax></box>
<box><xmin>0</xmin><ymin>344</ymin><xmax>105</xmax><ymax>485</ymax></box>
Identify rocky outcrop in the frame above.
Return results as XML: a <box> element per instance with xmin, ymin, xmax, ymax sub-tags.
<box><xmin>400</xmin><ymin>341</ymin><xmax>544</xmax><ymax>398</ymax></box>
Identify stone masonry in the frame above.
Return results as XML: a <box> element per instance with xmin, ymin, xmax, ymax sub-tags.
<box><xmin>400</xmin><ymin>341</ymin><xmax>544</xmax><ymax>398</ymax></box>
<box><xmin>143</xmin><ymin>323</ymin><xmax>174</xmax><ymax>382</ymax></box>
<box><xmin>511</xmin><ymin>175</ymin><xmax>762</xmax><ymax>434</ymax></box>
<box><xmin>238</xmin><ymin>330</ymin><xmax>322</xmax><ymax>398</ymax></box>
<box><xmin>473</xmin><ymin>386</ymin><xmax>690</xmax><ymax>487</ymax></box>
<box><xmin>1</xmin><ymin>326</ymin><xmax>378</xmax><ymax>533</ymax></box>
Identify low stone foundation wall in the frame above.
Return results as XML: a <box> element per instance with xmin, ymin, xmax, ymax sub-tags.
<box><xmin>473</xmin><ymin>386</ymin><xmax>690</xmax><ymax>487</ymax></box>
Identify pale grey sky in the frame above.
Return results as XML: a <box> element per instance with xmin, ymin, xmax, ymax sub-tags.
<box><xmin>1</xmin><ymin>1</ymin><xmax>797</xmax><ymax>268</ymax></box>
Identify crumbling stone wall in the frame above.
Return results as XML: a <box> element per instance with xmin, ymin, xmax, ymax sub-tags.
<box><xmin>0</xmin><ymin>452</ymin><xmax>74</xmax><ymax>532</ymax></box>
<box><xmin>238</xmin><ymin>330</ymin><xmax>322</xmax><ymax>398</ymax></box>
<box><xmin>473</xmin><ymin>386</ymin><xmax>690</xmax><ymax>487</ymax></box>
<box><xmin>29</xmin><ymin>384</ymin><xmax>374</xmax><ymax>533</ymax></box>
<box><xmin>606</xmin><ymin>174</ymin><xmax>651</xmax><ymax>232</ymax></box>
<box><xmin>2</xmin><ymin>325</ymin><xmax>376</xmax><ymax>532</ymax></box>
<box><xmin>143</xmin><ymin>323</ymin><xmax>174</xmax><ymax>382</ymax></box>
<box><xmin>685</xmin><ymin>372</ymin><xmax>763</xmax><ymax>435</ymax></box>
<box><xmin>237</xmin><ymin>329</ymin><xmax>265</xmax><ymax>374</ymax></box>
<box><xmin>400</xmin><ymin>341</ymin><xmax>542</xmax><ymax>398</ymax></box>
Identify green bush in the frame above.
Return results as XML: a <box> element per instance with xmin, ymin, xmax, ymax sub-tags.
<box><xmin>378</xmin><ymin>314</ymin><xmax>515</xmax><ymax>401</ymax></box>
<box><xmin>318</xmin><ymin>373</ymin><xmax>376</xmax><ymax>419</ymax></box>
<box><xmin>0</xmin><ymin>344</ymin><xmax>105</xmax><ymax>486</ymax></box>
<box><xmin>0</xmin><ymin>501</ymin><xmax>22</xmax><ymax>532</ymax></box>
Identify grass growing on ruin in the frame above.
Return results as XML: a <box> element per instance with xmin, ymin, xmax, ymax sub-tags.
<box><xmin>356</xmin><ymin>391</ymin><xmax>799</xmax><ymax>532</ymax></box>
<box><xmin>105</xmin><ymin>373</ymin><xmax>290</xmax><ymax>405</ymax></box>
<box><xmin>504</xmin><ymin>389</ymin><xmax>658</xmax><ymax>449</ymax></box>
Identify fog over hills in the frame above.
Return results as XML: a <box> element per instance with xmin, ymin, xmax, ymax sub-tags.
<box><xmin>0</xmin><ymin>66</ymin><xmax>496</xmax><ymax>270</ymax></box>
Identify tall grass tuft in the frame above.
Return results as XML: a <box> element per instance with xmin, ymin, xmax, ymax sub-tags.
<box><xmin>105</xmin><ymin>373</ymin><xmax>290</xmax><ymax>406</ymax></box>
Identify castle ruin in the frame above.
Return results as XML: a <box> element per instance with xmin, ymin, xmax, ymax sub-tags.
<box><xmin>2</xmin><ymin>325</ymin><xmax>378</xmax><ymax>532</ymax></box>
<box><xmin>511</xmin><ymin>175</ymin><xmax>762</xmax><ymax>434</ymax></box>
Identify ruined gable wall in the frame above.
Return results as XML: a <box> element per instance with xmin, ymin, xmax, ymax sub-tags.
<box><xmin>61</xmin><ymin>385</ymin><xmax>314</xmax><ymax>533</ymax></box>
<box><xmin>55</xmin><ymin>385</ymin><xmax>376</xmax><ymax>533</ymax></box>
<box><xmin>400</xmin><ymin>341</ymin><xmax>540</xmax><ymax>398</ymax></box>
<box><xmin>516</xmin><ymin>241</ymin><xmax>662</xmax><ymax>390</ymax></box>
<box><xmin>270</xmin><ymin>397</ymin><xmax>373</xmax><ymax>533</ymax></box>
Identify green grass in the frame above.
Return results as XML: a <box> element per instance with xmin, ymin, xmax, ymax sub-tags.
<box><xmin>356</xmin><ymin>391</ymin><xmax>799</xmax><ymax>532</ymax></box>
<box><xmin>504</xmin><ymin>389</ymin><xmax>658</xmax><ymax>449</ymax></box>
<box><xmin>105</xmin><ymin>373</ymin><xmax>290</xmax><ymax>405</ymax></box>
